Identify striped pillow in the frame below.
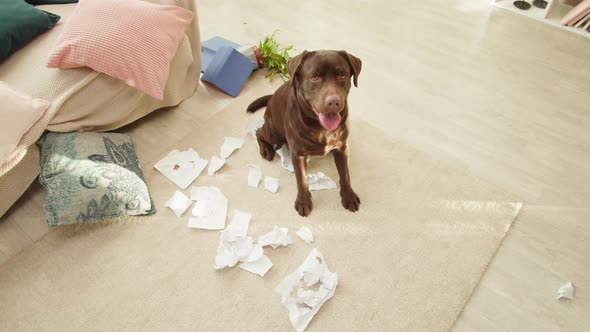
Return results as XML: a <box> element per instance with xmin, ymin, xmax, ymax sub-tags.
<box><xmin>47</xmin><ymin>0</ymin><xmax>193</xmax><ymax>100</ymax></box>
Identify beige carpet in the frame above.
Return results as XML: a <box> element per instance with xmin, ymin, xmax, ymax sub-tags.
<box><xmin>0</xmin><ymin>97</ymin><xmax>521</xmax><ymax>331</ymax></box>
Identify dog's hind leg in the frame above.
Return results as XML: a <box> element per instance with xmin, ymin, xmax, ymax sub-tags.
<box><xmin>255</xmin><ymin>123</ymin><xmax>282</xmax><ymax>161</ymax></box>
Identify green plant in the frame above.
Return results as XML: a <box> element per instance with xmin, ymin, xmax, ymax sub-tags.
<box><xmin>258</xmin><ymin>32</ymin><xmax>293</xmax><ymax>81</ymax></box>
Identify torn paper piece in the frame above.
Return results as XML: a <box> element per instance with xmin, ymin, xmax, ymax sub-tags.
<box><xmin>241</xmin><ymin>244</ymin><xmax>264</xmax><ymax>263</ymax></box>
<box><xmin>231</xmin><ymin>237</ymin><xmax>255</xmax><ymax>258</ymax></box>
<box><xmin>276</xmin><ymin>145</ymin><xmax>311</xmax><ymax>173</ymax></box>
<box><xmin>239</xmin><ymin>255</ymin><xmax>273</xmax><ymax>277</ymax></box>
<box><xmin>248</xmin><ymin>164</ymin><xmax>262</xmax><ymax>188</ymax></box>
<box><xmin>264</xmin><ymin>176</ymin><xmax>279</xmax><ymax>193</ymax></box>
<box><xmin>214</xmin><ymin>238</ymin><xmax>254</xmax><ymax>269</ymax></box>
<box><xmin>187</xmin><ymin>186</ymin><xmax>228</xmax><ymax>230</ymax></box>
<box><xmin>556</xmin><ymin>282</ymin><xmax>574</xmax><ymax>300</ymax></box>
<box><xmin>220</xmin><ymin>137</ymin><xmax>244</xmax><ymax>159</ymax></box>
<box><xmin>165</xmin><ymin>190</ymin><xmax>192</xmax><ymax>218</ymax></box>
<box><xmin>223</xmin><ymin>210</ymin><xmax>252</xmax><ymax>240</ymax></box>
<box><xmin>191</xmin><ymin>200</ymin><xmax>208</xmax><ymax>216</ymax></box>
<box><xmin>296</xmin><ymin>226</ymin><xmax>314</xmax><ymax>244</ymax></box>
<box><xmin>214</xmin><ymin>241</ymin><xmax>243</xmax><ymax>269</ymax></box>
<box><xmin>214</xmin><ymin>210</ymin><xmax>255</xmax><ymax>269</ymax></box>
<box><xmin>258</xmin><ymin>226</ymin><xmax>292</xmax><ymax>249</ymax></box>
<box><xmin>276</xmin><ymin>145</ymin><xmax>294</xmax><ymax>172</ymax></box>
<box><xmin>307</xmin><ymin>172</ymin><xmax>337</xmax><ymax>191</ymax></box>
<box><xmin>275</xmin><ymin>248</ymin><xmax>338</xmax><ymax>332</ymax></box>
<box><xmin>208</xmin><ymin>156</ymin><xmax>225</xmax><ymax>175</ymax></box>
<box><xmin>191</xmin><ymin>185</ymin><xmax>216</xmax><ymax>201</ymax></box>
<box><xmin>246</xmin><ymin>117</ymin><xmax>265</xmax><ymax>137</ymax></box>
<box><xmin>154</xmin><ymin>148</ymin><xmax>208</xmax><ymax>189</ymax></box>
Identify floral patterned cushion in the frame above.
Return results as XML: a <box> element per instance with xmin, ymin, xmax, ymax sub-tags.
<box><xmin>37</xmin><ymin>132</ymin><xmax>155</xmax><ymax>226</ymax></box>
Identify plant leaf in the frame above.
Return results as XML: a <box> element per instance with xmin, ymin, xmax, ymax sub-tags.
<box><xmin>258</xmin><ymin>31</ymin><xmax>293</xmax><ymax>82</ymax></box>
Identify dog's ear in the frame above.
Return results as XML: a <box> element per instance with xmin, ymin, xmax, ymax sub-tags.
<box><xmin>287</xmin><ymin>50</ymin><xmax>310</xmax><ymax>85</ymax></box>
<box><xmin>339</xmin><ymin>51</ymin><xmax>362</xmax><ymax>87</ymax></box>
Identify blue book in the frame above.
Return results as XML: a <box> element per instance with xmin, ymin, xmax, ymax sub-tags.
<box><xmin>201</xmin><ymin>36</ymin><xmax>240</xmax><ymax>73</ymax></box>
<box><xmin>201</xmin><ymin>46</ymin><xmax>253</xmax><ymax>97</ymax></box>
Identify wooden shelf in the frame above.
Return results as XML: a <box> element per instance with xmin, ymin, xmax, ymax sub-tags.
<box><xmin>494</xmin><ymin>0</ymin><xmax>590</xmax><ymax>38</ymax></box>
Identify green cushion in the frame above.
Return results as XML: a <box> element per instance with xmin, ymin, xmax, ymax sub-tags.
<box><xmin>0</xmin><ymin>0</ymin><xmax>60</xmax><ymax>61</ymax></box>
<box><xmin>37</xmin><ymin>132</ymin><xmax>155</xmax><ymax>226</ymax></box>
<box><xmin>25</xmin><ymin>0</ymin><xmax>78</xmax><ymax>4</ymax></box>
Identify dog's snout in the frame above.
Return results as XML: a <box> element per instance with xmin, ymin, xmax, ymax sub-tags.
<box><xmin>325</xmin><ymin>95</ymin><xmax>342</xmax><ymax>112</ymax></box>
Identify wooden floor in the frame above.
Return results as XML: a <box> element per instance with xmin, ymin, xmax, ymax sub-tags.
<box><xmin>1</xmin><ymin>0</ymin><xmax>590</xmax><ymax>330</ymax></box>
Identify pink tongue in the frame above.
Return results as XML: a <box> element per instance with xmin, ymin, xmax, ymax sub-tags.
<box><xmin>318</xmin><ymin>112</ymin><xmax>342</xmax><ymax>131</ymax></box>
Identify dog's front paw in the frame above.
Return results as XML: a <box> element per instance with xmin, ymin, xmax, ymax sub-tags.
<box><xmin>341</xmin><ymin>189</ymin><xmax>361</xmax><ymax>212</ymax></box>
<box><xmin>294</xmin><ymin>192</ymin><xmax>313</xmax><ymax>217</ymax></box>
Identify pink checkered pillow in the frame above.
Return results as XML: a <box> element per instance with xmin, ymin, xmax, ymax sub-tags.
<box><xmin>47</xmin><ymin>0</ymin><xmax>193</xmax><ymax>100</ymax></box>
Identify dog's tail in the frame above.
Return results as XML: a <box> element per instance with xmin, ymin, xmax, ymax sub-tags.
<box><xmin>247</xmin><ymin>95</ymin><xmax>272</xmax><ymax>113</ymax></box>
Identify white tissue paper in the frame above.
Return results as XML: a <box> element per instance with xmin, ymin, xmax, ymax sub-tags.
<box><xmin>241</xmin><ymin>243</ymin><xmax>264</xmax><ymax>263</ymax></box>
<box><xmin>246</xmin><ymin>117</ymin><xmax>265</xmax><ymax>138</ymax></box>
<box><xmin>296</xmin><ymin>226</ymin><xmax>314</xmax><ymax>243</ymax></box>
<box><xmin>192</xmin><ymin>200</ymin><xmax>208</xmax><ymax>216</ymax></box>
<box><xmin>307</xmin><ymin>172</ymin><xmax>337</xmax><ymax>191</ymax></box>
<box><xmin>214</xmin><ymin>210</ymin><xmax>259</xmax><ymax>269</ymax></box>
<box><xmin>264</xmin><ymin>176</ymin><xmax>279</xmax><ymax>193</ymax></box>
<box><xmin>164</xmin><ymin>190</ymin><xmax>192</xmax><ymax>218</ymax></box>
<box><xmin>248</xmin><ymin>164</ymin><xmax>263</xmax><ymax>188</ymax></box>
<box><xmin>154</xmin><ymin>148</ymin><xmax>208</xmax><ymax>189</ymax></box>
<box><xmin>190</xmin><ymin>185</ymin><xmax>215</xmax><ymax>201</ymax></box>
<box><xmin>276</xmin><ymin>145</ymin><xmax>295</xmax><ymax>172</ymax></box>
<box><xmin>239</xmin><ymin>255</ymin><xmax>273</xmax><ymax>277</ymax></box>
<box><xmin>208</xmin><ymin>156</ymin><xmax>225</xmax><ymax>175</ymax></box>
<box><xmin>220</xmin><ymin>137</ymin><xmax>244</xmax><ymax>159</ymax></box>
<box><xmin>187</xmin><ymin>186</ymin><xmax>228</xmax><ymax>230</ymax></box>
<box><xmin>275</xmin><ymin>248</ymin><xmax>338</xmax><ymax>332</ymax></box>
<box><xmin>556</xmin><ymin>282</ymin><xmax>574</xmax><ymax>300</ymax></box>
<box><xmin>275</xmin><ymin>145</ymin><xmax>311</xmax><ymax>173</ymax></box>
<box><xmin>258</xmin><ymin>226</ymin><xmax>292</xmax><ymax>249</ymax></box>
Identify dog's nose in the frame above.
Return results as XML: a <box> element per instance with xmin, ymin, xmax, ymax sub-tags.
<box><xmin>325</xmin><ymin>95</ymin><xmax>342</xmax><ymax>112</ymax></box>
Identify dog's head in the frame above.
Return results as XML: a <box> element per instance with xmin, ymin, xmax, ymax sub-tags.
<box><xmin>288</xmin><ymin>50</ymin><xmax>362</xmax><ymax>131</ymax></box>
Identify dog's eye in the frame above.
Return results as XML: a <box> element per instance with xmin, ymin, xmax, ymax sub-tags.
<box><xmin>338</xmin><ymin>74</ymin><xmax>347</xmax><ymax>80</ymax></box>
<box><xmin>310</xmin><ymin>74</ymin><xmax>320</xmax><ymax>82</ymax></box>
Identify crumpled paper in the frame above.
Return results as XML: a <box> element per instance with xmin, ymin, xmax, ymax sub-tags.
<box><xmin>258</xmin><ymin>226</ymin><xmax>292</xmax><ymax>249</ymax></box>
<box><xmin>239</xmin><ymin>255</ymin><xmax>273</xmax><ymax>277</ymax></box>
<box><xmin>213</xmin><ymin>210</ymin><xmax>274</xmax><ymax>277</ymax></box>
<box><xmin>307</xmin><ymin>172</ymin><xmax>337</xmax><ymax>191</ymax></box>
<box><xmin>296</xmin><ymin>226</ymin><xmax>314</xmax><ymax>243</ymax></box>
<box><xmin>154</xmin><ymin>148</ymin><xmax>208</xmax><ymax>189</ymax></box>
<box><xmin>187</xmin><ymin>186</ymin><xmax>228</xmax><ymax>230</ymax></box>
<box><xmin>556</xmin><ymin>282</ymin><xmax>574</xmax><ymax>300</ymax></box>
<box><xmin>208</xmin><ymin>156</ymin><xmax>225</xmax><ymax>175</ymax></box>
<box><xmin>248</xmin><ymin>164</ymin><xmax>262</xmax><ymax>188</ymax></box>
<box><xmin>165</xmin><ymin>190</ymin><xmax>192</xmax><ymax>218</ymax></box>
<box><xmin>214</xmin><ymin>210</ymin><xmax>263</xmax><ymax>269</ymax></box>
<box><xmin>220</xmin><ymin>137</ymin><xmax>244</xmax><ymax>159</ymax></box>
<box><xmin>275</xmin><ymin>248</ymin><xmax>338</xmax><ymax>332</ymax></box>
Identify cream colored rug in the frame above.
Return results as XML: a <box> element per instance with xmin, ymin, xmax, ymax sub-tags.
<box><xmin>0</xmin><ymin>97</ymin><xmax>521</xmax><ymax>331</ymax></box>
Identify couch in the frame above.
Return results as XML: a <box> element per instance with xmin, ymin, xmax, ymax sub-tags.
<box><xmin>0</xmin><ymin>0</ymin><xmax>202</xmax><ymax>217</ymax></box>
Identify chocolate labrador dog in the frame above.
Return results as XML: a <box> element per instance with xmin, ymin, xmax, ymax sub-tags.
<box><xmin>247</xmin><ymin>50</ymin><xmax>362</xmax><ymax>217</ymax></box>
